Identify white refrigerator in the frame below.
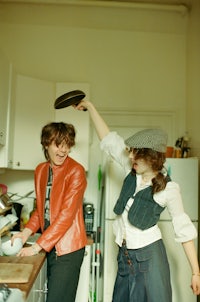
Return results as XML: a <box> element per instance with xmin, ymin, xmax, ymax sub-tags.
<box><xmin>102</xmin><ymin>157</ymin><xmax>198</xmax><ymax>302</ymax></box>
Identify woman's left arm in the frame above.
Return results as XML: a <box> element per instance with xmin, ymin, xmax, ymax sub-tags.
<box><xmin>182</xmin><ymin>240</ymin><xmax>200</xmax><ymax>295</ymax></box>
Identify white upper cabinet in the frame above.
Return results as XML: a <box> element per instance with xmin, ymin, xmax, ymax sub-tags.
<box><xmin>8</xmin><ymin>76</ymin><xmax>90</xmax><ymax>171</ymax></box>
<box><xmin>0</xmin><ymin>50</ymin><xmax>12</xmax><ymax>168</ymax></box>
<box><xmin>11</xmin><ymin>74</ymin><xmax>55</xmax><ymax>170</ymax></box>
<box><xmin>0</xmin><ymin>50</ymin><xmax>11</xmax><ymax>146</ymax></box>
<box><xmin>55</xmin><ymin>83</ymin><xmax>90</xmax><ymax>171</ymax></box>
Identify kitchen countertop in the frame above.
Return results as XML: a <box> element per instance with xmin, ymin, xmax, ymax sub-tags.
<box><xmin>0</xmin><ymin>251</ymin><xmax>46</xmax><ymax>299</ymax></box>
<box><xmin>0</xmin><ymin>236</ymin><xmax>93</xmax><ymax>300</ymax></box>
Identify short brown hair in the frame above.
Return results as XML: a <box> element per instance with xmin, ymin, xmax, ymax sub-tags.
<box><xmin>41</xmin><ymin>122</ymin><xmax>76</xmax><ymax>160</ymax></box>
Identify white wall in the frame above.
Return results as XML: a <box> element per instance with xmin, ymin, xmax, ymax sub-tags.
<box><xmin>0</xmin><ymin>3</ymin><xmax>187</xmax><ymax>125</ymax></box>
<box><xmin>0</xmin><ymin>1</ymin><xmax>199</xmax><ymax>213</ymax></box>
<box><xmin>186</xmin><ymin>0</ymin><xmax>200</xmax><ymax>156</ymax></box>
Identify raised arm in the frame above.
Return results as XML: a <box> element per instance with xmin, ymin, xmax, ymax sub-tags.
<box><xmin>74</xmin><ymin>100</ymin><xmax>110</xmax><ymax>141</ymax></box>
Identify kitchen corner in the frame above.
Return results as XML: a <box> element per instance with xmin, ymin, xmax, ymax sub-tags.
<box><xmin>0</xmin><ymin>251</ymin><xmax>46</xmax><ymax>302</ymax></box>
<box><xmin>0</xmin><ymin>182</ymin><xmax>94</xmax><ymax>302</ymax></box>
<box><xmin>0</xmin><ymin>235</ymin><xmax>93</xmax><ymax>302</ymax></box>
<box><xmin>0</xmin><ymin>185</ymin><xmax>46</xmax><ymax>301</ymax></box>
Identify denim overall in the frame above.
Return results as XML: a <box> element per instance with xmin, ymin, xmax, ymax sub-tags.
<box><xmin>112</xmin><ymin>172</ymin><xmax>172</xmax><ymax>302</ymax></box>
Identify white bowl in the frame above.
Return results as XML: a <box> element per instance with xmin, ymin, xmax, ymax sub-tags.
<box><xmin>1</xmin><ymin>238</ymin><xmax>23</xmax><ymax>256</ymax></box>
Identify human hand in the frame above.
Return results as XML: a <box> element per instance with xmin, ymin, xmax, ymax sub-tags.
<box><xmin>72</xmin><ymin>100</ymin><xmax>91</xmax><ymax>111</ymax></box>
<box><xmin>11</xmin><ymin>228</ymin><xmax>32</xmax><ymax>245</ymax></box>
<box><xmin>17</xmin><ymin>246</ymin><xmax>35</xmax><ymax>257</ymax></box>
<box><xmin>17</xmin><ymin>243</ymin><xmax>41</xmax><ymax>257</ymax></box>
<box><xmin>191</xmin><ymin>274</ymin><xmax>200</xmax><ymax>295</ymax></box>
<box><xmin>11</xmin><ymin>232</ymin><xmax>25</xmax><ymax>246</ymax></box>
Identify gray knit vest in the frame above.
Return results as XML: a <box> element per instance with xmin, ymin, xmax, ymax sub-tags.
<box><xmin>113</xmin><ymin>172</ymin><xmax>170</xmax><ymax>230</ymax></box>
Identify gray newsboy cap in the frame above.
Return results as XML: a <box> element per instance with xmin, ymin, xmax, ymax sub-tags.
<box><xmin>125</xmin><ymin>128</ymin><xmax>168</xmax><ymax>153</ymax></box>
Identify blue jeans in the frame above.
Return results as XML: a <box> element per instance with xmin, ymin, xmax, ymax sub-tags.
<box><xmin>112</xmin><ymin>239</ymin><xmax>172</xmax><ymax>302</ymax></box>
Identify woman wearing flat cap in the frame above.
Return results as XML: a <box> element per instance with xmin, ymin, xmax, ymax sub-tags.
<box><xmin>74</xmin><ymin>101</ymin><xmax>200</xmax><ymax>302</ymax></box>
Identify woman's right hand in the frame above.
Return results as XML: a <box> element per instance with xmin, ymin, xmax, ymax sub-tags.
<box><xmin>73</xmin><ymin>100</ymin><xmax>90</xmax><ymax>111</ymax></box>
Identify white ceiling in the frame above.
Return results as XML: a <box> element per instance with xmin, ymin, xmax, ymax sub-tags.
<box><xmin>0</xmin><ymin>0</ymin><xmax>192</xmax><ymax>7</ymax></box>
<box><xmin>89</xmin><ymin>0</ymin><xmax>191</xmax><ymax>4</ymax></box>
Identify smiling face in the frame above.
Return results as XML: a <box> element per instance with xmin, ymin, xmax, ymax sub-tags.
<box><xmin>47</xmin><ymin>141</ymin><xmax>71</xmax><ymax>166</ymax></box>
<box><xmin>41</xmin><ymin>122</ymin><xmax>76</xmax><ymax>164</ymax></box>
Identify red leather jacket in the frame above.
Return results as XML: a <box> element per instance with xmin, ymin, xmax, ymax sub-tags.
<box><xmin>25</xmin><ymin>156</ymin><xmax>87</xmax><ymax>256</ymax></box>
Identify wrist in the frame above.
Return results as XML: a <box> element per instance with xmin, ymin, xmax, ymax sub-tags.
<box><xmin>32</xmin><ymin>244</ymin><xmax>41</xmax><ymax>255</ymax></box>
<box><xmin>192</xmin><ymin>272</ymin><xmax>200</xmax><ymax>276</ymax></box>
<box><xmin>22</xmin><ymin>228</ymin><xmax>32</xmax><ymax>237</ymax></box>
<box><xmin>32</xmin><ymin>245</ymin><xmax>38</xmax><ymax>255</ymax></box>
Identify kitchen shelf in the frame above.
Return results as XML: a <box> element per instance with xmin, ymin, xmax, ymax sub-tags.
<box><xmin>0</xmin><ymin>206</ymin><xmax>12</xmax><ymax>215</ymax></box>
<box><xmin>0</xmin><ymin>222</ymin><xmax>17</xmax><ymax>237</ymax></box>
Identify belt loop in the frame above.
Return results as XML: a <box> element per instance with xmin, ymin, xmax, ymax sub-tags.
<box><xmin>122</xmin><ymin>239</ymin><xmax>126</xmax><ymax>246</ymax></box>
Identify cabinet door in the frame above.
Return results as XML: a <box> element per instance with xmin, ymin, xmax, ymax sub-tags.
<box><xmin>55</xmin><ymin>83</ymin><xmax>90</xmax><ymax>170</ymax></box>
<box><xmin>75</xmin><ymin>245</ymin><xmax>91</xmax><ymax>302</ymax></box>
<box><xmin>26</xmin><ymin>260</ymin><xmax>47</xmax><ymax>302</ymax></box>
<box><xmin>0</xmin><ymin>50</ymin><xmax>10</xmax><ymax>146</ymax></box>
<box><xmin>0</xmin><ymin>51</ymin><xmax>12</xmax><ymax>168</ymax></box>
<box><xmin>38</xmin><ymin>260</ymin><xmax>47</xmax><ymax>302</ymax></box>
<box><xmin>26</xmin><ymin>272</ymin><xmax>40</xmax><ymax>302</ymax></box>
<box><xmin>11</xmin><ymin>75</ymin><xmax>55</xmax><ymax>170</ymax></box>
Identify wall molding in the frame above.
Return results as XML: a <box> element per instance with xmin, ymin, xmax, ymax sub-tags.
<box><xmin>99</xmin><ymin>109</ymin><xmax>177</xmax><ymax>146</ymax></box>
<box><xmin>0</xmin><ymin>0</ymin><xmax>189</xmax><ymax>14</ymax></box>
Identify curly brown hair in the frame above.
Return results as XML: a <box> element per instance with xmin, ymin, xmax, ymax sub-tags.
<box><xmin>41</xmin><ymin>122</ymin><xmax>76</xmax><ymax>160</ymax></box>
<box><xmin>131</xmin><ymin>148</ymin><xmax>168</xmax><ymax>193</ymax></box>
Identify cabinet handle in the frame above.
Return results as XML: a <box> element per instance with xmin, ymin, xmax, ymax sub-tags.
<box><xmin>16</xmin><ymin>162</ymin><xmax>20</xmax><ymax>166</ymax></box>
<box><xmin>0</xmin><ymin>132</ymin><xmax>3</xmax><ymax>137</ymax></box>
<box><xmin>34</xmin><ymin>289</ymin><xmax>48</xmax><ymax>294</ymax></box>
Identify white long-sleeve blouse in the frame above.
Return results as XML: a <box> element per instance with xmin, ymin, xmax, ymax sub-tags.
<box><xmin>100</xmin><ymin>131</ymin><xmax>197</xmax><ymax>249</ymax></box>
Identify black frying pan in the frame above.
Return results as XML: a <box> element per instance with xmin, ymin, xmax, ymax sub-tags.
<box><xmin>54</xmin><ymin>90</ymin><xmax>86</xmax><ymax>109</ymax></box>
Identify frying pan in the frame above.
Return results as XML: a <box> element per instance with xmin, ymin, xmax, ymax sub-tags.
<box><xmin>54</xmin><ymin>90</ymin><xmax>86</xmax><ymax>110</ymax></box>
